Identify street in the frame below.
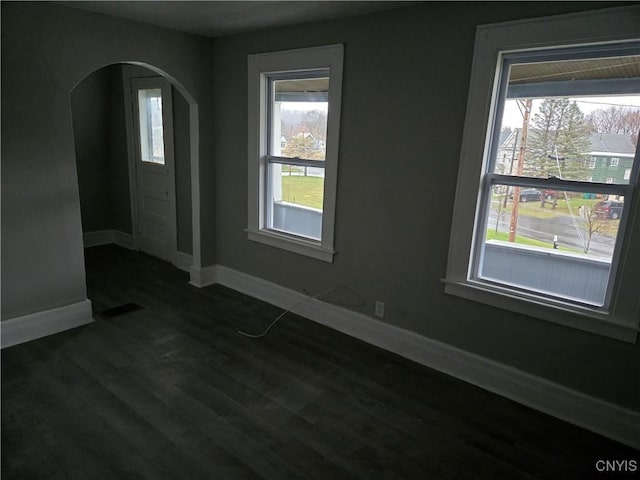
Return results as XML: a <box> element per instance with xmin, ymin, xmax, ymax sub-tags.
<box><xmin>487</xmin><ymin>210</ymin><xmax>616</xmax><ymax>259</ymax></box>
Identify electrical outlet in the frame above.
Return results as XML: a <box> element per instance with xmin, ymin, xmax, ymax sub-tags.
<box><xmin>375</xmin><ymin>301</ymin><xmax>385</xmax><ymax>318</ymax></box>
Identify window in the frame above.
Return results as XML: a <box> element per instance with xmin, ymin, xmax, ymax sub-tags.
<box><xmin>247</xmin><ymin>45</ymin><xmax>343</xmax><ymax>262</ymax></box>
<box><xmin>611</xmin><ymin>157</ymin><xmax>620</xmax><ymax>167</ymax></box>
<box><xmin>589</xmin><ymin>158</ymin><xmax>596</xmax><ymax>169</ymax></box>
<box><xmin>624</xmin><ymin>168</ymin><xmax>632</xmax><ymax>181</ymax></box>
<box><xmin>137</xmin><ymin>88</ymin><xmax>165</xmax><ymax>164</ymax></box>
<box><xmin>444</xmin><ymin>8</ymin><xmax>640</xmax><ymax>342</ymax></box>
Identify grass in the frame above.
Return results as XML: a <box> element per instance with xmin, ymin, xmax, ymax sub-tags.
<box><xmin>281</xmin><ymin>175</ymin><xmax>324</xmax><ymax>209</ymax></box>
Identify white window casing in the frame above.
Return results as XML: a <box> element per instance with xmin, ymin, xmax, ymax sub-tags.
<box><xmin>443</xmin><ymin>6</ymin><xmax>640</xmax><ymax>342</ymax></box>
<box><xmin>247</xmin><ymin>45</ymin><xmax>344</xmax><ymax>262</ymax></box>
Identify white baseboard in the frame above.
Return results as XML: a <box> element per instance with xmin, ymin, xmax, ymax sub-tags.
<box><xmin>174</xmin><ymin>251</ymin><xmax>193</xmax><ymax>273</ymax></box>
<box><xmin>214</xmin><ymin>265</ymin><xmax>640</xmax><ymax>450</ymax></box>
<box><xmin>113</xmin><ymin>230</ymin><xmax>134</xmax><ymax>249</ymax></box>
<box><xmin>189</xmin><ymin>264</ymin><xmax>218</xmax><ymax>288</ymax></box>
<box><xmin>1</xmin><ymin>299</ymin><xmax>94</xmax><ymax>349</ymax></box>
<box><xmin>83</xmin><ymin>230</ymin><xmax>134</xmax><ymax>250</ymax></box>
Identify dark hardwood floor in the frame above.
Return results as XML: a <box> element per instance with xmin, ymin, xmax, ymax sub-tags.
<box><xmin>2</xmin><ymin>245</ymin><xmax>636</xmax><ymax>479</ymax></box>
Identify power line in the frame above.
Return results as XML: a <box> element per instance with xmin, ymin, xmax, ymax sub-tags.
<box><xmin>575</xmin><ymin>100</ymin><xmax>640</xmax><ymax>109</ymax></box>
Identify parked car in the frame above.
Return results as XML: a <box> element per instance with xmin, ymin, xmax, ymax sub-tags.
<box><xmin>510</xmin><ymin>188</ymin><xmax>541</xmax><ymax>203</ymax></box>
<box><xmin>594</xmin><ymin>200</ymin><xmax>624</xmax><ymax>219</ymax></box>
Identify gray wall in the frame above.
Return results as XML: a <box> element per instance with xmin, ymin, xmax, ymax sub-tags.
<box><xmin>71</xmin><ymin>64</ymin><xmax>132</xmax><ymax>234</ymax></box>
<box><xmin>108</xmin><ymin>65</ymin><xmax>133</xmax><ymax>234</ymax></box>
<box><xmin>213</xmin><ymin>2</ymin><xmax>640</xmax><ymax>409</ymax></box>
<box><xmin>71</xmin><ymin>66</ymin><xmax>114</xmax><ymax>232</ymax></box>
<box><xmin>1</xmin><ymin>2</ymin><xmax>214</xmax><ymax>321</ymax></box>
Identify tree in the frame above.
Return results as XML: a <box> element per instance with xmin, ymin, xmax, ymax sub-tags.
<box><xmin>578</xmin><ymin>201</ymin><xmax>606</xmax><ymax>254</ymax></box>
<box><xmin>494</xmin><ymin>191</ymin><xmax>508</xmax><ymax>232</ymax></box>
<box><xmin>303</xmin><ymin>110</ymin><xmax>327</xmax><ymax>141</ymax></box>
<box><xmin>524</xmin><ymin>99</ymin><xmax>591</xmax><ymax>181</ymax></box>
<box><xmin>586</xmin><ymin>105</ymin><xmax>640</xmax><ymax>143</ymax></box>
<box><xmin>280</xmin><ymin>108</ymin><xmax>328</xmax><ymax>142</ymax></box>
<box><xmin>281</xmin><ymin>134</ymin><xmax>324</xmax><ymax>161</ymax></box>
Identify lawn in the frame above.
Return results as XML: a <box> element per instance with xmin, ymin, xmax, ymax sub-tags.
<box><xmin>281</xmin><ymin>175</ymin><xmax>324</xmax><ymax>209</ymax></box>
<box><xmin>493</xmin><ymin>193</ymin><xmax>595</xmax><ymax>218</ymax></box>
<box><xmin>486</xmin><ymin>229</ymin><xmax>582</xmax><ymax>253</ymax></box>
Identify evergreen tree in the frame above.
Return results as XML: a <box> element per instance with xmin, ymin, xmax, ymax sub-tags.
<box><xmin>524</xmin><ymin>99</ymin><xmax>591</xmax><ymax>181</ymax></box>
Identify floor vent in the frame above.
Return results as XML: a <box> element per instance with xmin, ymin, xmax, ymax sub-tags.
<box><xmin>98</xmin><ymin>303</ymin><xmax>144</xmax><ymax>318</ymax></box>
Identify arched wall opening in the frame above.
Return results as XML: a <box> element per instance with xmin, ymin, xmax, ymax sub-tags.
<box><xmin>70</xmin><ymin>61</ymin><xmax>201</xmax><ymax>283</ymax></box>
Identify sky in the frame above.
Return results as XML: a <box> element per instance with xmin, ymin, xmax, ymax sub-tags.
<box><xmin>282</xmin><ymin>101</ymin><xmax>328</xmax><ymax>112</ymax></box>
<box><xmin>501</xmin><ymin>96</ymin><xmax>640</xmax><ymax>129</ymax></box>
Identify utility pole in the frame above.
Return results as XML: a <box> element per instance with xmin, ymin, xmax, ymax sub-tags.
<box><xmin>503</xmin><ymin>129</ymin><xmax>519</xmax><ymax>208</ymax></box>
<box><xmin>508</xmin><ymin>98</ymin><xmax>532</xmax><ymax>243</ymax></box>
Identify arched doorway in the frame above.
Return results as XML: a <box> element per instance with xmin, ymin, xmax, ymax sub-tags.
<box><xmin>71</xmin><ymin>62</ymin><xmax>200</xmax><ymax>279</ymax></box>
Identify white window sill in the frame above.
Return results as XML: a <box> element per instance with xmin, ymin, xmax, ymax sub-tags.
<box><xmin>246</xmin><ymin>228</ymin><xmax>335</xmax><ymax>263</ymax></box>
<box><xmin>442</xmin><ymin>278</ymin><xmax>639</xmax><ymax>343</ymax></box>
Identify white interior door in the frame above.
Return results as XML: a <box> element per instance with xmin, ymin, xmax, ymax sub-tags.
<box><xmin>130</xmin><ymin>76</ymin><xmax>176</xmax><ymax>263</ymax></box>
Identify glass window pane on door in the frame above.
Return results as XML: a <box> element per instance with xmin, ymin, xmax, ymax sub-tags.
<box><xmin>138</xmin><ymin>88</ymin><xmax>165</xmax><ymax>164</ymax></box>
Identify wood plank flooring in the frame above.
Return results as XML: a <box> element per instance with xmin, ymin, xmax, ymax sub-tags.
<box><xmin>2</xmin><ymin>245</ymin><xmax>637</xmax><ymax>479</ymax></box>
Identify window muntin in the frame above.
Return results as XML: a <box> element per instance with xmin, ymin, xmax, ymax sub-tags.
<box><xmin>473</xmin><ymin>43</ymin><xmax>639</xmax><ymax>312</ymax></box>
<box><xmin>137</xmin><ymin>88</ymin><xmax>165</xmax><ymax>164</ymax></box>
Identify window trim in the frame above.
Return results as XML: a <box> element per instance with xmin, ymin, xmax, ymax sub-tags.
<box><xmin>443</xmin><ymin>6</ymin><xmax>640</xmax><ymax>342</ymax></box>
<box><xmin>247</xmin><ymin>45</ymin><xmax>343</xmax><ymax>263</ymax></box>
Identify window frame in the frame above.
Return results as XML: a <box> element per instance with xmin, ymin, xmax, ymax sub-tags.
<box><xmin>443</xmin><ymin>6</ymin><xmax>640</xmax><ymax>342</ymax></box>
<box><xmin>264</xmin><ymin>70</ymin><xmax>329</xmax><ymax>241</ymax></box>
<box><xmin>247</xmin><ymin>45</ymin><xmax>344</xmax><ymax>262</ymax></box>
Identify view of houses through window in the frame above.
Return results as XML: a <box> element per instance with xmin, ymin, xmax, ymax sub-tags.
<box><xmin>267</xmin><ymin>74</ymin><xmax>329</xmax><ymax>240</ymax></box>
<box><xmin>275</xmin><ymin>96</ymin><xmax>328</xmax><ymax>211</ymax></box>
<box><xmin>490</xmin><ymin>98</ymin><xmax>638</xmax><ymax>262</ymax></box>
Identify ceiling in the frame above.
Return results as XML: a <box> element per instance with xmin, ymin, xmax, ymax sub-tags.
<box><xmin>509</xmin><ymin>56</ymin><xmax>640</xmax><ymax>85</ymax></box>
<box><xmin>59</xmin><ymin>1</ymin><xmax>418</xmax><ymax>38</ymax></box>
